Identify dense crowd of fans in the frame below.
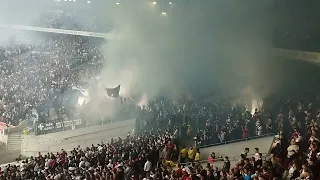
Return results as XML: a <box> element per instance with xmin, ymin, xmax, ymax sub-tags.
<box><xmin>0</xmin><ymin>34</ymin><xmax>105</xmax><ymax>126</ymax></box>
<box><xmin>137</xmin><ymin>97</ymin><xmax>272</xmax><ymax>147</ymax></box>
<box><xmin>0</xmin><ymin>94</ymin><xmax>319</xmax><ymax>179</ymax></box>
<box><xmin>1</xmin><ymin>3</ymin><xmax>320</xmax><ymax>179</ymax></box>
<box><xmin>1</xmin><ymin>30</ymin><xmax>320</xmax><ymax>180</ymax></box>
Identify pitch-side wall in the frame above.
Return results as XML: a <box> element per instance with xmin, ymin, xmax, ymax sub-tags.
<box><xmin>21</xmin><ymin>119</ymin><xmax>135</xmax><ymax>157</ymax></box>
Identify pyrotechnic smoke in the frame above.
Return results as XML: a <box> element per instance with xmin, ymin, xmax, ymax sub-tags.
<box><xmin>137</xmin><ymin>93</ymin><xmax>148</xmax><ymax>108</ymax></box>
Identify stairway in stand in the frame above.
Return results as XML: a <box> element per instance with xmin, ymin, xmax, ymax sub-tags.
<box><xmin>7</xmin><ymin>133</ymin><xmax>22</xmax><ymax>151</ymax></box>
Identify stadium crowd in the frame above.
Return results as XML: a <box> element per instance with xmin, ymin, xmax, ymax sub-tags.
<box><xmin>0</xmin><ymin>94</ymin><xmax>319</xmax><ymax>179</ymax></box>
<box><xmin>0</xmin><ymin>33</ymin><xmax>105</xmax><ymax>126</ymax></box>
<box><xmin>137</xmin><ymin>96</ymin><xmax>271</xmax><ymax>147</ymax></box>
<box><xmin>1</xmin><ymin>30</ymin><xmax>320</xmax><ymax>180</ymax></box>
<box><xmin>0</xmin><ymin>3</ymin><xmax>320</xmax><ymax>180</ymax></box>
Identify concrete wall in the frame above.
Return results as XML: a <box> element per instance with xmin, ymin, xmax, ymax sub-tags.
<box><xmin>0</xmin><ymin>133</ymin><xmax>8</xmax><ymax>145</ymax></box>
<box><xmin>21</xmin><ymin>119</ymin><xmax>135</xmax><ymax>157</ymax></box>
<box><xmin>198</xmin><ymin>136</ymin><xmax>274</xmax><ymax>161</ymax></box>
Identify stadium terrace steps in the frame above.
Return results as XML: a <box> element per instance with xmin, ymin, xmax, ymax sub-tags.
<box><xmin>7</xmin><ymin>133</ymin><xmax>22</xmax><ymax>151</ymax></box>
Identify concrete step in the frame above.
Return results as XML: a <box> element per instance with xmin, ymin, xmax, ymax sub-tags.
<box><xmin>7</xmin><ymin>134</ymin><xmax>22</xmax><ymax>151</ymax></box>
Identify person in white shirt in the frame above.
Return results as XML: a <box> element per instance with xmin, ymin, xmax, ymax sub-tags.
<box><xmin>254</xmin><ymin>148</ymin><xmax>260</xmax><ymax>161</ymax></box>
<box><xmin>257</xmin><ymin>125</ymin><xmax>262</xmax><ymax>136</ymax></box>
<box><xmin>79</xmin><ymin>160</ymin><xmax>85</xmax><ymax>168</ymax></box>
<box><xmin>144</xmin><ymin>159</ymin><xmax>152</xmax><ymax>172</ymax></box>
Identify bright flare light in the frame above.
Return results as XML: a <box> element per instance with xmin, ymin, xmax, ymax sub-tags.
<box><xmin>161</xmin><ymin>12</ymin><xmax>167</xmax><ymax>15</ymax></box>
<box><xmin>251</xmin><ymin>99</ymin><xmax>263</xmax><ymax>115</ymax></box>
<box><xmin>152</xmin><ymin>1</ymin><xmax>157</xmax><ymax>5</ymax></box>
<box><xmin>169</xmin><ymin>2</ymin><xmax>172</xmax><ymax>4</ymax></box>
<box><xmin>116</xmin><ymin>2</ymin><xmax>120</xmax><ymax>5</ymax></box>
<box><xmin>77</xmin><ymin>95</ymin><xmax>91</xmax><ymax>107</ymax></box>
<box><xmin>87</xmin><ymin>0</ymin><xmax>91</xmax><ymax>3</ymax></box>
<box><xmin>138</xmin><ymin>93</ymin><xmax>148</xmax><ymax>108</ymax></box>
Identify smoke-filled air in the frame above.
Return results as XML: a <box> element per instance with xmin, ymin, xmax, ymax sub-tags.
<box><xmin>1</xmin><ymin>0</ymin><xmax>320</xmax><ymax>123</ymax></box>
<box><xmin>97</xmin><ymin>0</ymin><xmax>275</xmax><ymax>101</ymax></box>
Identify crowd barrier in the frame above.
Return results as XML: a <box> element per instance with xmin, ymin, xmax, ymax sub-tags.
<box><xmin>197</xmin><ymin>133</ymin><xmax>274</xmax><ymax>148</ymax></box>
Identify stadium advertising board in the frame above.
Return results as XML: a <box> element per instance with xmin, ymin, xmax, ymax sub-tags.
<box><xmin>36</xmin><ymin>119</ymin><xmax>83</xmax><ymax>135</ymax></box>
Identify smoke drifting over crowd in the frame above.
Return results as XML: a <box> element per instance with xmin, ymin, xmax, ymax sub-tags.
<box><xmin>97</xmin><ymin>0</ymin><xmax>275</xmax><ymax>101</ymax></box>
<box><xmin>1</xmin><ymin>0</ymin><xmax>320</xmax><ymax>115</ymax></box>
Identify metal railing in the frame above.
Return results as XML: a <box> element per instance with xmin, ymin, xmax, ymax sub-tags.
<box><xmin>197</xmin><ymin>133</ymin><xmax>274</xmax><ymax>148</ymax></box>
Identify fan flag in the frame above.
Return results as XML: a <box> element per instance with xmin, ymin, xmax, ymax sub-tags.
<box><xmin>105</xmin><ymin>85</ymin><xmax>120</xmax><ymax>97</ymax></box>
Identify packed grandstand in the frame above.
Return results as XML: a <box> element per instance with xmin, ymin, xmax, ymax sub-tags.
<box><xmin>1</xmin><ymin>1</ymin><xmax>320</xmax><ymax>180</ymax></box>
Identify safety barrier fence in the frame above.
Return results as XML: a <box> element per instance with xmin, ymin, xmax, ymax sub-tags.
<box><xmin>197</xmin><ymin>133</ymin><xmax>274</xmax><ymax>148</ymax></box>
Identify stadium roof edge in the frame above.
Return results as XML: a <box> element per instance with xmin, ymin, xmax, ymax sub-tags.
<box><xmin>0</xmin><ymin>24</ymin><xmax>107</xmax><ymax>38</ymax></box>
<box><xmin>1</xmin><ymin>24</ymin><xmax>320</xmax><ymax>66</ymax></box>
<box><xmin>272</xmin><ymin>48</ymin><xmax>320</xmax><ymax>65</ymax></box>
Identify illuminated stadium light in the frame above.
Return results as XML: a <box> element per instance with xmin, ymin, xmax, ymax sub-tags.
<box><xmin>169</xmin><ymin>2</ymin><xmax>172</xmax><ymax>5</ymax></box>
<box><xmin>152</xmin><ymin>1</ymin><xmax>157</xmax><ymax>5</ymax></box>
<box><xmin>87</xmin><ymin>0</ymin><xmax>91</xmax><ymax>3</ymax></box>
<box><xmin>116</xmin><ymin>2</ymin><xmax>120</xmax><ymax>5</ymax></box>
<box><xmin>161</xmin><ymin>12</ymin><xmax>167</xmax><ymax>16</ymax></box>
